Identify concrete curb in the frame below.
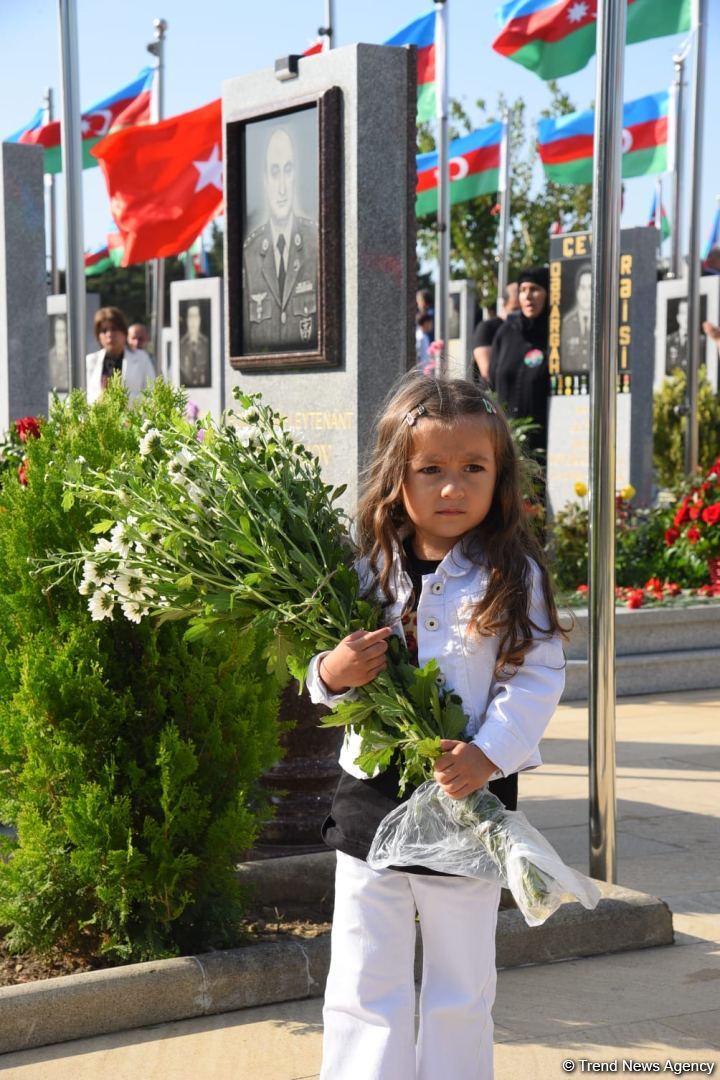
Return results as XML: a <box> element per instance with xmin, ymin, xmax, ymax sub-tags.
<box><xmin>0</xmin><ymin>879</ymin><xmax>672</xmax><ymax>1056</ymax></box>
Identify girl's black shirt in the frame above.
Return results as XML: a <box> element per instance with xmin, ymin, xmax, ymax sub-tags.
<box><xmin>320</xmin><ymin>539</ymin><xmax>518</xmax><ymax>871</ymax></box>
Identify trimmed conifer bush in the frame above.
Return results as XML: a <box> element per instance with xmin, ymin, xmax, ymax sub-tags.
<box><xmin>0</xmin><ymin>381</ymin><xmax>283</xmax><ymax>962</ymax></box>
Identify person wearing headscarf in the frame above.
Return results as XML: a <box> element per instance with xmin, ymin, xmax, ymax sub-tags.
<box><xmin>488</xmin><ymin>266</ymin><xmax>550</xmax><ymax>460</ymax></box>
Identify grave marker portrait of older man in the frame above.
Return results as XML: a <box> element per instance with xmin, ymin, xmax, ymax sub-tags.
<box><xmin>48</xmin><ymin>314</ymin><xmax>69</xmax><ymax>392</ymax></box>
<box><xmin>241</xmin><ymin>110</ymin><xmax>319</xmax><ymax>354</ymax></box>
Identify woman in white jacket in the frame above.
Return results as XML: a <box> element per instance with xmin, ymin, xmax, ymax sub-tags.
<box><xmin>85</xmin><ymin>306</ymin><xmax>155</xmax><ymax>404</ymax></box>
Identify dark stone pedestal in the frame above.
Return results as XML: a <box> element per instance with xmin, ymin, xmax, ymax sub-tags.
<box><xmin>251</xmin><ymin>684</ymin><xmax>342</xmax><ymax>859</ymax></box>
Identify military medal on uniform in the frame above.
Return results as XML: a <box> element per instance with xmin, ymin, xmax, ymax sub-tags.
<box><xmin>251</xmin><ymin>292</ymin><xmax>267</xmax><ymax>321</ymax></box>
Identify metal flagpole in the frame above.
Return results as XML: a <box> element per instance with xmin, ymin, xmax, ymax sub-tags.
<box><xmin>497</xmin><ymin>112</ymin><xmax>511</xmax><ymax>308</ymax></box>
<box><xmin>587</xmin><ymin>0</ymin><xmax>626</xmax><ymax>884</ymax></box>
<box><xmin>670</xmin><ymin>43</ymin><xmax>689</xmax><ymax>279</ymax></box>
<box><xmin>684</xmin><ymin>0</ymin><xmax>706</xmax><ymax>478</ymax></box>
<box><xmin>434</xmin><ymin>0</ymin><xmax>449</xmax><ymax>371</ymax></box>
<box><xmin>43</xmin><ymin>87</ymin><xmax>61</xmax><ymax>296</ymax></box>
<box><xmin>321</xmin><ymin>0</ymin><xmax>334</xmax><ymax>49</ymax></box>
<box><xmin>148</xmin><ymin>18</ymin><xmax>168</xmax><ymax>363</ymax></box>
<box><xmin>655</xmin><ymin>176</ymin><xmax>663</xmax><ymax>256</ymax></box>
<box><xmin>57</xmin><ymin>0</ymin><xmax>86</xmax><ymax>390</ymax></box>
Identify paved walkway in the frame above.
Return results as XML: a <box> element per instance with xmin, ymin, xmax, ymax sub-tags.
<box><xmin>2</xmin><ymin>690</ymin><xmax>719</xmax><ymax>1079</ymax></box>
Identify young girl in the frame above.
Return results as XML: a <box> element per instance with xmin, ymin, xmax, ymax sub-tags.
<box><xmin>307</xmin><ymin>373</ymin><xmax>566</xmax><ymax>1080</ymax></box>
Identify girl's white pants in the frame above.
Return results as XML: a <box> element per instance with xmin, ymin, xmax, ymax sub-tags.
<box><xmin>320</xmin><ymin>851</ymin><xmax>501</xmax><ymax>1080</ymax></box>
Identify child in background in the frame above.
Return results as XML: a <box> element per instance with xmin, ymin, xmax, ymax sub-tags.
<box><xmin>307</xmin><ymin>373</ymin><xmax>566</xmax><ymax>1079</ymax></box>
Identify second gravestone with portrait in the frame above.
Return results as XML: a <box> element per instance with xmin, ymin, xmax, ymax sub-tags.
<box><xmin>47</xmin><ymin>293</ymin><xmax>100</xmax><ymax>401</ymax></box>
<box><xmin>546</xmin><ymin>228</ymin><xmax>657</xmax><ymax>512</ymax></box>
<box><xmin>222</xmin><ymin>43</ymin><xmax>416</xmax><ymax>509</ymax></box>
<box><xmin>654</xmin><ymin>275</ymin><xmax>719</xmax><ymax>393</ymax></box>
<box><xmin>170</xmin><ymin>277</ymin><xmax>224</xmax><ymax>416</ymax></box>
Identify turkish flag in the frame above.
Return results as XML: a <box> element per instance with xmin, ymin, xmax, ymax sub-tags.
<box><xmin>91</xmin><ymin>98</ymin><xmax>222</xmax><ymax>265</ymax></box>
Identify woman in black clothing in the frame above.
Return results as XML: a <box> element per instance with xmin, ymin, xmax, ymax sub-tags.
<box><xmin>489</xmin><ymin>265</ymin><xmax>550</xmax><ymax>460</ymax></box>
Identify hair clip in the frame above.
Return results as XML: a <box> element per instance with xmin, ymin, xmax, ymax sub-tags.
<box><xmin>404</xmin><ymin>403</ymin><xmax>427</xmax><ymax>427</ymax></box>
<box><xmin>481</xmin><ymin>398</ymin><xmax>497</xmax><ymax>415</ymax></box>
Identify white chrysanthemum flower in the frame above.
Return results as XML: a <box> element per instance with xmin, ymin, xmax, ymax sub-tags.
<box><xmin>110</xmin><ymin>522</ymin><xmax>132</xmax><ymax>558</ymax></box>
<box><xmin>236</xmin><ymin>424</ymin><xmax>259</xmax><ymax>446</ymax></box>
<box><xmin>120</xmin><ymin>597</ymin><xmax>150</xmax><ymax>624</ymax></box>
<box><xmin>78</xmin><ymin>577</ymin><xmax>97</xmax><ymax>596</ymax></box>
<box><xmin>115</xmin><ymin>570</ymin><xmax>153</xmax><ymax>601</ymax></box>
<box><xmin>88</xmin><ymin>586</ymin><xmax>115</xmax><ymax>621</ymax></box>
<box><xmin>94</xmin><ymin>537</ymin><xmax>114</xmax><ymax>554</ymax></box>
<box><xmin>168</xmin><ymin>447</ymin><xmax>195</xmax><ymax>473</ymax></box>
<box><xmin>186</xmin><ymin>482</ymin><xmax>205</xmax><ymax>507</ymax></box>
<box><xmin>134</xmin><ymin>541</ymin><xmax>146</xmax><ymax>555</ymax></box>
<box><xmin>139</xmin><ymin>428</ymin><xmax>162</xmax><ymax>458</ymax></box>
<box><xmin>82</xmin><ymin>560</ymin><xmax>102</xmax><ymax>585</ymax></box>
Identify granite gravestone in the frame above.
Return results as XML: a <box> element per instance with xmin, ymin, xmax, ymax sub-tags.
<box><xmin>47</xmin><ymin>293</ymin><xmax>100</xmax><ymax>401</ymax></box>
<box><xmin>0</xmin><ymin>143</ymin><xmax>47</xmax><ymax>428</ymax></box>
<box><xmin>546</xmin><ymin>227</ymin><xmax>657</xmax><ymax>513</ymax></box>
<box><xmin>445</xmin><ymin>279</ymin><xmax>477</xmax><ymax>381</ymax></box>
<box><xmin>170</xmin><ymin>277</ymin><xmax>224</xmax><ymax>417</ymax></box>
<box><xmin>654</xmin><ymin>275</ymin><xmax>719</xmax><ymax>393</ymax></box>
<box><xmin>222</xmin><ymin>43</ymin><xmax>415</xmax><ymax>511</ymax></box>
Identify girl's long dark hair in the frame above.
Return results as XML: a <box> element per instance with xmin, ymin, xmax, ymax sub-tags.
<box><xmin>355</xmin><ymin>371</ymin><xmax>564</xmax><ymax>679</ymax></box>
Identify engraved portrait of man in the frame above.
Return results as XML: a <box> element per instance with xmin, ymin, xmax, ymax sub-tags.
<box><xmin>242</xmin><ymin>119</ymin><xmax>318</xmax><ymax>354</ymax></box>
<box><xmin>48</xmin><ymin>314</ymin><xmax>69</xmax><ymax>391</ymax></box>
<box><xmin>560</xmin><ymin>264</ymin><xmax>592</xmax><ymax>373</ymax></box>
<box><xmin>179</xmin><ymin>300</ymin><xmax>211</xmax><ymax>388</ymax></box>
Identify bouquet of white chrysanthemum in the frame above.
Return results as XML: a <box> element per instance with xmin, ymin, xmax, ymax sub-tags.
<box><xmin>41</xmin><ymin>391</ymin><xmax>468</xmax><ymax>765</ymax></box>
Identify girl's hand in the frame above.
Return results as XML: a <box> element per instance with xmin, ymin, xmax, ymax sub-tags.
<box><xmin>434</xmin><ymin>740</ymin><xmax>498</xmax><ymax>800</ymax></box>
<box><xmin>319</xmin><ymin>627</ymin><xmax>393</xmax><ymax>693</ymax></box>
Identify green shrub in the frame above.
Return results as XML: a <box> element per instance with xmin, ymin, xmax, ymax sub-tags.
<box><xmin>653</xmin><ymin>367</ymin><xmax>720</xmax><ymax>489</ymax></box>
<box><xmin>0</xmin><ymin>381</ymin><xmax>283</xmax><ymax>962</ymax></box>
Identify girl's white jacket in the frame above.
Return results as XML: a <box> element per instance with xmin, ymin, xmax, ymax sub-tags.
<box><xmin>306</xmin><ymin>541</ymin><xmax>566</xmax><ymax>781</ymax></box>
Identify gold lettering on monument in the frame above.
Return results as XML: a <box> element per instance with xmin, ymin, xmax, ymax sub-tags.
<box><xmin>290</xmin><ymin>410</ymin><xmax>354</xmax><ymax>432</ymax></box>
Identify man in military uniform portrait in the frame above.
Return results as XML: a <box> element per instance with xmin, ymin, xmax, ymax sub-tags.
<box><xmin>665</xmin><ymin>296</ymin><xmax>707</xmax><ymax>376</ymax></box>
<box><xmin>48</xmin><ymin>314</ymin><xmax>69</xmax><ymax>391</ymax></box>
<box><xmin>242</xmin><ymin>126</ymin><xmax>318</xmax><ymax>354</ymax></box>
<box><xmin>560</xmin><ymin>264</ymin><xmax>592</xmax><ymax>373</ymax></box>
<box><xmin>179</xmin><ymin>301</ymin><xmax>211</xmax><ymax>387</ymax></box>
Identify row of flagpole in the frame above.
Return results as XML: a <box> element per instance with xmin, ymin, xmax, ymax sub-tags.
<box><xmin>54</xmin><ymin>3</ymin><xmax>169</xmax><ymax>390</ymax></box>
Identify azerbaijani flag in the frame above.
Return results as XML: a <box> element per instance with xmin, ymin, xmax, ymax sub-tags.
<box><xmin>386</xmin><ymin>11</ymin><xmax>435</xmax><ymax>123</ymax></box>
<box><xmin>537</xmin><ymin>91</ymin><xmax>668</xmax><ymax>186</ymax></box>
<box><xmin>84</xmin><ymin>232</ymin><xmax>125</xmax><ymax>277</ymax></box>
<box><xmin>493</xmin><ymin>0</ymin><xmax>692</xmax><ymax>81</ymax></box>
<box><xmin>416</xmin><ymin>123</ymin><xmax>503</xmax><ymax>217</ymax></box>
<box><xmin>702</xmin><ymin>207</ymin><xmax>720</xmax><ymax>261</ymax></box>
<box><xmin>6</xmin><ymin>69</ymin><xmax>154</xmax><ymax>175</ymax></box>
<box><xmin>648</xmin><ymin>191</ymin><xmax>671</xmax><ymax>241</ymax></box>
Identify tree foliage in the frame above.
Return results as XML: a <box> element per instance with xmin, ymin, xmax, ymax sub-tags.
<box><xmin>653</xmin><ymin>367</ymin><xmax>720</xmax><ymax>489</ymax></box>
<box><xmin>417</xmin><ymin>84</ymin><xmax>593</xmax><ymax>302</ymax></box>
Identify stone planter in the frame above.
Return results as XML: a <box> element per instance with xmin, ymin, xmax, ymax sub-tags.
<box><xmin>562</xmin><ymin>603</ymin><xmax>720</xmax><ymax>701</ymax></box>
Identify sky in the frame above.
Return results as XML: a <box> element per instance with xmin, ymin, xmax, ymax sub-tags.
<box><xmin>1</xmin><ymin>0</ymin><xmax>717</xmax><ymax>272</ymax></box>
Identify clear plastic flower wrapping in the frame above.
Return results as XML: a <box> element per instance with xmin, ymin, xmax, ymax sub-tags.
<box><xmin>367</xmin><ymin>780</ymin><xmax>601</xmax><ymax>926</ymax></box>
